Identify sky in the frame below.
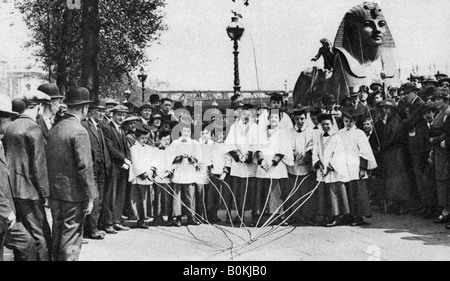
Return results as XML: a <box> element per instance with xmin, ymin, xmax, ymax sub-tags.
<box><xmin>1</xmin><ymin>0</ymin><xmax>450</xmax><ymax>91</ymax></box>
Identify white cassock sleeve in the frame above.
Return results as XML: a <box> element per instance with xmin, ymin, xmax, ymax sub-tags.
<box><xmin>356</xmin><ymin>130</ymin><xmax>377</xmax><ymax>170</ymax></box>
<box><xmin>329</xmin><ymin>135</ymin><xmax>348</xmax><ymax>178</ymax></box>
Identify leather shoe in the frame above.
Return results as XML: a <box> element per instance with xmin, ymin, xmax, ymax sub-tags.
<box><xmin>434</xmin><ymin>214</ymin><xmax>450</xmax><ymax>224</ymax></box>
<box><xmin>174</xmin><ymin>219</ymin><xmax>182</xmax><ymax>227</ymax></box>
<box><xmin>136</xmin><ymin>221</ymin><xmax>149</xmax><ymax>229</ymax></box>
<box><xmin>325</xmin><ymin>220</ymin><xmax>339</xmax><ymax>227</ymax></box>
<box><xmin>103</xmin><ymin>226</ymin><xmax>118</xmax><ymax>234</ymax></box>
<box><xmin>84</xmin><ymin>231</ymin><xmax>105</xmax><ymax>240</ymax></box>
<box><xmin>113</xmin><ymin>224</ymin><xmax>130</xmax><ymax>231</ymax></box>
<box><xmin>351</xmin><ymin>220</ymin><xmax>367</xmax><ymax>226</ymax></box>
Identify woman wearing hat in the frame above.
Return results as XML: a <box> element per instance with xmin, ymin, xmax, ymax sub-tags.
<box><xmin>439</xmin><ymin>77</ymin><xmax>450</xmax><ymax>90</ymax></box>
<box><xmin>379</xmin><ymin>99</ymin><xmax>412</xmax><ymax>215</ymax></box>
<box><xmin>429</xmin><ymin>88</ymin><xmax>450</xmax><ymax>224</ymax></box>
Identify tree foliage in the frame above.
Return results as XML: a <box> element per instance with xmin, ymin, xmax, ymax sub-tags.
<box><xmin>10</xmin><ymin>0</ymin><xmax>166</xmax><ymax>99</ymax></box>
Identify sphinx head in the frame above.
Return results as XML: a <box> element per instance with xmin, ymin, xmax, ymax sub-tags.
<box><xmin>335</xmin><ymin>2</ymin><xmax>395</xmax><ymax>61</ymax></box>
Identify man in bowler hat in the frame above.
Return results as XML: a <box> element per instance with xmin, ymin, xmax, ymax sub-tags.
<box><xmin>36</xmin><ymin>83</ymin><xmax>65</xmax><ymax>140</ymax></box>
<box><xmin>47</xmin><ymin>87</ymin><xmax>97</xmax><ymax>261</ymax></box>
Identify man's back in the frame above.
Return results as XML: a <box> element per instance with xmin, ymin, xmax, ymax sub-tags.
<box><xmin>3</xmin><ymin>115</ymin><xmax>48</xmax><ymax>200</ymax></box>
<box><xmin>47</xmin><ymin>115</ymin><xmax>96</xmax><ymax>202</ymax></box>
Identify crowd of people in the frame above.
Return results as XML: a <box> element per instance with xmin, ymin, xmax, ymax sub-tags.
<box><xmin>1</xmin><ymin>73</ymin><xmax>450</xmax><ymax>261</ymax></box>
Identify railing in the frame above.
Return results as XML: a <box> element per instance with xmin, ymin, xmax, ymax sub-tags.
<box><xmin>155</xmin><ymin>90</ymin><xmax>293</xmax><ymax>101</ymax></box>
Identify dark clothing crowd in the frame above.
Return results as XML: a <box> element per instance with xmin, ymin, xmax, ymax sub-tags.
<box><xmin>1</xmin><ymin>73</ymin><xmax>450</xmax><ymax>261</ymax></box>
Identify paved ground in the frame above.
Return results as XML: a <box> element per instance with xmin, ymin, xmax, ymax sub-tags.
<box><xmin>76</xmin><ymin>209</ymin><xmax>450</xmax><ymax>261</ymax></box>
<box><xmin>4</xmin><ymin>208</ymin><xmax>450</xmax><ymax>261</ymax></box>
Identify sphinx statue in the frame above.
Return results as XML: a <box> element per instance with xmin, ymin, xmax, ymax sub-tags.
<box><xmin>332</xmin><ymin>1</ymin><xmax>397</xmax><ymax>98</ymax></box>
<box><xmin>293</xmin><ymin>2</ymin><xmax>398</xmax><ymax>106</ymax></box>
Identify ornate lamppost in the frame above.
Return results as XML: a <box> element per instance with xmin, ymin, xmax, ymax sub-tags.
<box><xmin>226</xmin><ymin>16</ymin><xmax>245</xmax><ymax>94</ymax></box>
<box><xmin>137</xmin><ymin>67</ymin><xmax>148</xmax><ymax>103</ymax></box>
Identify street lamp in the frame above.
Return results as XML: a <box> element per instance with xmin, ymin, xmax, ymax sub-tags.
<box><xmin>226</xmin><ymin>16</ymin><xmax>245</xmax><ymax>94</ymax></box>
<box><xmin>137</xmin><ymin>67</ymin><xmax>148</xmax><ymax>103</ymax></box>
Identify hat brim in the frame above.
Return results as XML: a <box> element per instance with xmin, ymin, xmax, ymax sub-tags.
<box><xmin>0</xmin><ymin>109</ymin><xmax>19</xmax><ymax>117</ymax></box>
<box><xmin>439</xmin><ymin>78</ymin><xmax>450</xmax><ymax>84</ymax></box>
<box><xmin>51</xmin><ymin>95</ymin><xmax>65</xmax><ymax>99</ymax></box>
<box><xmin>65</xmin><ymin>100</ymin><xmax>94</xmax><ymax>106</ymax></box>
<box><xmin>90</xmin><ymin>106</ymin><xmax>106</xmax><ymax>110</ymax></box>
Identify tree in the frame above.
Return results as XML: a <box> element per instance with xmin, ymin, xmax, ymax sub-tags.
<box><xmin>10</xmin><ymin>0</ymin><xmax>166</xmax><ymax>100</ymax></box>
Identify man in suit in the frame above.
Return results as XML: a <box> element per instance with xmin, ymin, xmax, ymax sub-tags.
<box><xmin>402</xmin><ymin>82</ymin><xmax>426</xmax><ymax>129</ymax></box>
<box><xmin>36</xmin><ymin>83</ymin><xmax>65</xmax><ymax>140</ymax></box>
<box><xmin>0</xmin><ymin>94</ymin><xmax>37</xmax><ymax>261</ymax></box>
<box><xmin>82</xmin><ymin>99</ymin><xmax>112</xmax><ymax>239</ymax></box>
<box><xmin>401</xmin><ymin>82</ymin><xmax>427</xmax><ymax>214</ymax></box>
<box><xmin>103</xmin><ymin>99</ymin><xmax>119</xmax><ymax>126</ymax></box>
<box><xmin>3</xmin><ymin>90</ymin><xmax>51</xmax><ymax>261</ymax></box>
<box><xmin>348</xmin><ymin>88</ymin><xmax>370</xmax><ymax>129</ymax></box>
<box><xmin>47</xmin><ymin>87</ymin><xmax>97</xmax><ymax>261</ymax></box>
<box><xmin>102</xmin><ymin>105</ymin><xmax>131</xmax><ymax>232</ymax></box>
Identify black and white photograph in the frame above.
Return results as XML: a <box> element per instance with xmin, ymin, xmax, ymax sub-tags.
<box><xmin>1</xmin><ymin>0</ymin><xmax>450</xmax><ymax>264</ymax></box>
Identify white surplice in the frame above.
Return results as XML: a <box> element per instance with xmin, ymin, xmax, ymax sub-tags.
<box><xmin>151</xmin><ymin>148</ymin><xmax>173</xmax><ymax>184</ymax></box>
<box><xmin>312</xmin><ymin>132</ymin><xmax>349</xmax><ymax>183</ymax></box>
<box><xmin>167</xmin><ymin>137</ymin><xmax>203</xmax><ymax>184</ymax></box>
<box><xmin>225</xmin><ymin>120</ymin><xmax>259</xmax><ymax>178</ymax></box>
<box><xmin>129</xmin><ymin>143</ymin><xmax>157</xmax><ymax>185</ymax></box>
<box><xmin>339</xmin><ymin>126</ymin><xmax>377</xmax><ymax>181</ymax></box>
<box><xmin>288</xmin><ymin>123</ymin><xmax>315</xmax><ymax>176</ymax></box>
<box><xmin>255</xmin><ymin>126</ymin><xmax>294</xmax><ymax>179</ymax></box>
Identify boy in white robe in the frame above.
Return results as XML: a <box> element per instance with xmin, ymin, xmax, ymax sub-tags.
<box><xmin>196</xmin><ymin>127</ymin><xmax>219</xmax><ymax>223</ymax></box>
<box><xmin>225</xmin><ymin>104</ymin><xmax>259</xmax><ymax>225</ymax></box>
<box><xmin>313</xmin><ymin>114</ymin><xmax>350</xmax><ymax>227</ymax></box>
<box><xmin>340</xmin><ymin>108</ymin><xmax>377</xmax><ymax>226</ymax></box>
<box><xmin>129</xmin><ymin>122</ymin><xmax>156</xmax><ymax>229</ymax></box>
<box><xmin>255</xmin><ymin>109</ymin><xmax>294</xmax><ymax>226</ymax></box>
<box><xmin>151</xmin><ymin>131</ymin><xmax>175</xmax><ymax>226</ymax></box>
<box><xmin>288</xmin><ymin>107</ymin><xmax>317</xmax><ymax>224</ymax></box>
<box><xmin>164</xmin><ymin>123</ymin><xmax>202</xmax><ymax>226</ymax></box>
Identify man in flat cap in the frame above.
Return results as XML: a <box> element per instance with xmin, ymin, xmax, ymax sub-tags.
<box><xmin>103</xmin><ymin>99</ymin><xmax>119</xmax><ymax>126</ymax></box>
<box><xmin>82</xmin><ymin>99</ymin><xmax>112</xmax><ymax>240</ymax></box>
<box><xmin>36</xmin><ymin>83</ymin><xmax>65</xmax><ymax>140</ymax></box>
<box><xmin>0</xmin><ymin>94</ymin><xmax>37</xmax><ymax>261</ymax></box>
<box><xmin>3</xmin><ymin>90</ymin><xmax>51</xmax><ymax>261</ymax></box>
<box><xmin>102</xmin><ymin>105</ymin><xmax>132</xmax><ymax>232</ymax></box>
<box><xmin>46</xmin><ymin>86</ymin><xmax>97</xmax><ymax>261</ymax></box>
